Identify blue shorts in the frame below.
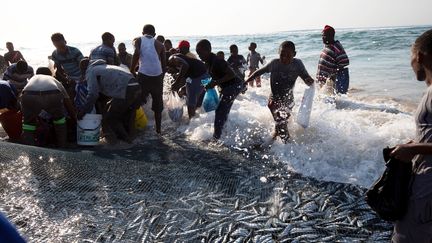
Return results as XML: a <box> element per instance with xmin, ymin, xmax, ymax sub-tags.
<box><xmin>336</xmin><ymin>68</ymin><xmax>349</xmax><ymax>94</ymax></box>
<box><xmin>186</xmin><ymin>73</ymin><xmax>209</xmax><ymax>108</ymax></box>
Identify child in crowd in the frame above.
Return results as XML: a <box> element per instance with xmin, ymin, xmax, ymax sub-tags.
<box><xmin>216</xmin><ymin>51</ymin><xmax>225</xmax><ymax>60</ymax></box>
<box><xmin>246</xmin><ymin>42</ymin><xmax>265</xmax><ymax>87</ymax></box>
<box><xmin>227</xmin><ymin>44</ymin><xmax>247</xmax><ymax>79</ymax></box>
<box><xmin>246</xmin><ymin>41</ymin><xmax>314</xmax><ymax>143</ymax></box>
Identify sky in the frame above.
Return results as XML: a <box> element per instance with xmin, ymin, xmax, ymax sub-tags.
<box><xmin>1</xmin><ymin>0</ymin><xmax>431</xmax><ymax>48</ymax></box>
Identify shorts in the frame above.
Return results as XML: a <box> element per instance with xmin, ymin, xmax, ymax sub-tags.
<box><xmin>335</xmin><ymin>68</ymin><xmax>349</xmax><ymax>94</ymax></box>
<box><xmin>137</xmin><ymin>72</ymin><xmax>164</xmax><ymax>113</ymax></box>
<box><xmin>186</xmin><ymin>74</ymin><xmax>208</xmax><ymax>108</ymax></box>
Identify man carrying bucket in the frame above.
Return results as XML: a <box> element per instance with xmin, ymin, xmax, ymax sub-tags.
<box><xmin>21</xmin><ymin>67</ymin><xmax>76</xmax><ymax>148</ymax></box>
<box><xmin>78</xmin><ymin>58</ymin><xmax>142</xmax><ymax>144</ymax></box>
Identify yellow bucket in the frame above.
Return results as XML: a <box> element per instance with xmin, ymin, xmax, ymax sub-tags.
<box><xmin>135</xmin><ymin>107</ymin><xmax>147</xmax><ymax>129</ymax></box>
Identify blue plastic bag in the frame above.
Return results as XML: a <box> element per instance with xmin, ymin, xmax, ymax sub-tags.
<box><xmin>201</xmin><ymin>78</ymin><xmax>219</xmax><ymax>112</ymax></box>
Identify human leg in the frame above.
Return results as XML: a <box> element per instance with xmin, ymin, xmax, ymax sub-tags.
<box><xmin>267</xmin><ymin>99</ymin><xmax>291</xmax><ymax>142</ymax></box>
<box><xmin>247</xmin><ymin>68</ymin><xmax>256</xmax><ymax>87</ymax></box>
<box><xmin>20</xmin><ymin>93</ymin><xmax>42</xmax><ymax>145</ymax></box>
<box><xmin>255</xmin><ymin>75</ymin><xmax>262</xmax><ymax>87</ymax></box>
<box><xmin>0</xmin><ymin>110</ymin><xmax>22</xmax><ymax>141</ymax></box>
<box><xmin>186</xmin><ymin>76</ymin><xmax>206</xmax><ymax>119</ymax></box>
<box><xmin>149</xmin><ymin>74</ymin><xmax>164</xmax><ymax>134</ymax></box>
<box><xmin>213</xmin><ymin>83</ymin><xmax>241</xmax><ymax>139</ymax></box>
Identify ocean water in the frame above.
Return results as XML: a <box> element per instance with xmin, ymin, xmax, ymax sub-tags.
<box><xmin>3</xmin><ymin>25</ymin><xmax>432</xmax><ymax>188</ymax></box>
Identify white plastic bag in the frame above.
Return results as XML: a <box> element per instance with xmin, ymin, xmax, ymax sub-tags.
<box><xmin>167</xmin><ymin>92</ymin><xmax>184</xmax><ymax>122</ymax></box>
<box><xmin>296</xmin><ymin>84</ymin><xmax>315</xmax><ymax>128</ymax></box>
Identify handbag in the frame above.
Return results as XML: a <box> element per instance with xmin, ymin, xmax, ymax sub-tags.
<box><xmin>365</xmin><ymin>147</ymin><xmax>413</xmax><ymax>221</ymax></box>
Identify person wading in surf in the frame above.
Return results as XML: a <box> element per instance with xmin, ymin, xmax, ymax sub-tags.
<box><xmin>196</xmin><ymin>39</ymin><xmax>243</xmax><ymax>142</ymax></box>
<box><xmin>316</xmin><ymin>25</ymin><xmax>350</xmax><ymax>94</ymax></box>
<box><xmin>246</xmin><ymin>41</ymin><xmax>314</xmax><ymax>143</ymax></box>
<box><xmin>130</xmin><ymin>24</ymin><xmax>166</xmax><ymax>134</ymax></box>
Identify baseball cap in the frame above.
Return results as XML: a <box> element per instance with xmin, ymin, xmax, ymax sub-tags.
<box><xmin>178</xmin><ymin>40</ymin><xmax>190</xmax><ymax>49</ymax></box>
<box><xmin>323</xmin><ymin>25</ymin><xmax>335</xmax><ymax>34</ymax></box>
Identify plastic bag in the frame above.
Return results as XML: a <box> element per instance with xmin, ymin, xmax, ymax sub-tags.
<box><xmin>167</xmin><ymin>92</ymin><xmax>184</xmax><ymax>122</ymax></box>
<box><xmin>296</xmin><ymin>84</ymin><xmax>315</xmax><ymax>128</ymax></box>
<box><xmin>135</xmin><ymin>106</ymin><xmax>148</xmax><ymax>129</ymax></box>
<box><xmin>201</xmin><ymin>78</ymin><xmax>219</xmax><ymax>112</ymax></box>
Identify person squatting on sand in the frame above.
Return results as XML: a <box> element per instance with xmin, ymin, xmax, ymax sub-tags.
<box><xmin>246</xmin><ymin>41</ymin><xmax>314</xmax><ymax>143</ymax></box>
<box><xmin>2</xmin><ymin>60</ymin><xmax>34</xmax><ymax>93</ymax></box>
<box><xmin>316</xmin><ymin>25</ymin><xmax>350</xmax><ymax>94</ymax></box>
<box><xmin>78</xmin><ymin>59</ymin><xmax>142</xmax><ymax>144</ymax></box>
<box><xmin>168</xmin><ymin>52</ymin><xmax>210</xmax><ymax>119</ymax></box>
<box><xmin>130</xmin><ymin>24</ymin><xmax>166</xmax><ymax>135</ymax></box>
<box><xmin>196</xmin><ymin>39</ymin><xmax>243</xmax><ymax>141</ymax></box>
<box><xmin>390</xmin><ymin>29</ymin><xmax>432</xmax><ymax>243</ymax></box>
<box><xmin>21</xmin><ymin>67</ymin><xmax>76</xmax><ymax>148</ymax></box>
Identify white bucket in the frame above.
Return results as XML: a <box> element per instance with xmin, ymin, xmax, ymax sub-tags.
<box><xmin>77</xmin><ymin>114</ymin><xmax>102</xmax><ymax>146</ymax></box>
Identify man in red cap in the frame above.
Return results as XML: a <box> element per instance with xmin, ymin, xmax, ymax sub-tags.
<box><xmin>178</xmin><ymin>40</ymin><xmax>197</xmax><ymax>59</ymax></box>
<box><xmin>316</xmin><ymin>25</ymin><xmax>350</xmax><ymax>94</ymax></box>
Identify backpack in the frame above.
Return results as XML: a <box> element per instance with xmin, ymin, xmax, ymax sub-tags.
<box><xmin>365</xmin><ymin>147</ymin><xmax>413</xmax><ymax>221</ymax></box>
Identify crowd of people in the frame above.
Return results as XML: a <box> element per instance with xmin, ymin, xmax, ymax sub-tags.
<box><xmin>0</xmin><ymin>24</ymin><xmax>350</xmax><ymax>148</ymax></box>
<box><xmin>1</xmin><ymin>23</ymin><xmax>432</xmax><ymax>241</ymax></box>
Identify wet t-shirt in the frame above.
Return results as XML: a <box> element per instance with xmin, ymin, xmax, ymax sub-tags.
<box><xmin>206</xmin><ymin>53</ymin><xmax>238</xmax><ymax>89</ymax></box>
<box><xmin>260</xmin><ymin>58</ymin><xmax>311</xmax><ymax>101</ymax></box>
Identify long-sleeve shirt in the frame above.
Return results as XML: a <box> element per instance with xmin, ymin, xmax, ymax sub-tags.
<box><xmin>81</xmin><ymin>60</ymin><xmax>133</xmax><ymax>113</ymax></box>
<box><xmin>316</xmin><ymin>40</ymin><xmax>349</xmax><ymax>83</ymax></box>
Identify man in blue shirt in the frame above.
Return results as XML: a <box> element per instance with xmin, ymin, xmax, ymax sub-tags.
<box><xmin>90</xmin><ymin>32</ymin><xmax>120</xmax><ymax>65</ymax></box>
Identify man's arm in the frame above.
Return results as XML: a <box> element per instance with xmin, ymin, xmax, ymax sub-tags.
<box><xmin>246</xmin><ymin>61</ymin><xmax>270</xmax><ymax>83</ymax></box>
<box><xmin>206</xmin><ymin>61</ymin><xmax>236</xmax><ymax>89</ymax></box>
<box><xmin>64</xmin><ymin>97</ymin><xmax>77</xmax><ymax>122</ymax></box>
<box><xmin>78</xmin><ymin>73</ymin><xmax>100</xmax><ymax>117</ymax></box>
<box><xmin>18</xmin><ymin>51</ymin><xmax>26</xmax><ymax>62</ymax></box>
<box><xmin>391</xmin><ymin>142</ymin><xmax>432</xmax><ymax>163</ymax></box>
<box><xmin>155</xmin><ymin>41</ymin><xmax>166</xmax><ymax>74</ymax></box>
<box><xmin>170</xmin><ymin>57</ymin><xmax>189</xmax><ymax>91</ymax></box>
<box><xmin>130</xmin><ymin>38</ymin><xmax>141</xmax><ymax>76</ymax></box>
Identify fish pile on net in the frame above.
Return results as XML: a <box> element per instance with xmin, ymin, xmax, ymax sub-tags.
<box><xmin>0</xmin><ymin>131</ymin><xmax>392</xmax><ymax>242</ymax></box>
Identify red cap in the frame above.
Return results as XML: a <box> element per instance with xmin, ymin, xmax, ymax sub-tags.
<box><xmin>323</xmin><ymin>25</ymin><xmax>335</xmax><ymax>34</ymax></box>
<box><xmin>178</xmin><ymin>40</ymin><xmax>190</xmax><ymax>49</ymax></box>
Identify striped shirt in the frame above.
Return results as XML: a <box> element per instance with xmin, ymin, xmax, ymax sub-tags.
<box><xmin>316</xmin><ymin>40</ymin><xmax>349</xmax><ymax>83</ymax></box>
<box><xmin>90</xmin><ymin>44</ymin><xmax>119</xmax><ymax>65</ymax></box>
<box><xmin>51</xmin><ymin>46</ymin><xmax>84</xmax><ymax>81</ymax></box>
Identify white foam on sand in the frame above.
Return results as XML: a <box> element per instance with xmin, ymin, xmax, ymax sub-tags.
<box><xmin>157</xmin><ymin>77</ymin><xmax>416</xmax><ymax>188</ymax></box>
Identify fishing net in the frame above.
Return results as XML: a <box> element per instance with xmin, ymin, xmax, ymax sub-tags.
<box><xmin>0</xmin><ymin>131</ymin><xmax>392</xmax><ymax>242</ymax></box>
